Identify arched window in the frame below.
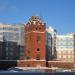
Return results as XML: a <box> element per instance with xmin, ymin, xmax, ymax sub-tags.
<box><xmin>37</xmin><ymin>48</ymin><xmax>40</xmax><ymax>51</ymax></box>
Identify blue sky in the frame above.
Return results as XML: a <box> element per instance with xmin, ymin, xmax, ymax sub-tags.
<box><xmin>0</xmin><ymin>0</ymin><xmax>75</xmax><ymax>34</ymax></box>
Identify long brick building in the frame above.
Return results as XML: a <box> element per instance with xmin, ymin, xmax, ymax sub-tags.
<box><xmin>0</xmin><ymin>16</ymin><xmax>75</xmax><ymax>70</ymax></box>
<box><xmin>17</xmin><ymin>16</ymin><xmax>75</xmax><ymax>69</ymax></box>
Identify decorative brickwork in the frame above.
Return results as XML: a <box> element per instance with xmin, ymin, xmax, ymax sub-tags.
<box><xmin>17</xmin><ymin>60</ymin><xmax>46</xmax><ymax>67</ymax></box>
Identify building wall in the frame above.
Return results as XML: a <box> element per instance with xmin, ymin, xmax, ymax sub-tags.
<box><xmin>0</xmin><ymin>24</ymin><xmax>24</xmax><ymax>60</ymax></box>
<box><xmin>17</xmin><ymin>25</ymin><xmax>25</xmax><ymax>60</ymax></box>
<box><xmin>0</xmin><ymin>24</ymin><xmax>24</xmax><ymax>45</ymax></box>
<box><xmin>48</xmin><ymin>61</ymin><xmax>74</xmax><ymax>69</ymax></box>
<box><xmin>0</xmin><ymin>42</ymin><xmax>3</xmax><ymax>60</ymax></box>
<box><xmin>18</xmin><ymin>45</ymin><xmax>24</xmax><ymax>60</ymax></box>
<box><xmin>46</xmin><ymin>26</ymin><xmax>57</xmax><ymax>60</ymax></box>
<box><xmin>46</xmin><ymin>31</ymin><xmax>52</xmax><ymax>60</ymax></box>
<box><xmin>3</xmin><ymin>41</ymin><xmax>18</xmax><ymax>60</ymax></box>
<box><xmin>56</xmin><ymin>34</ymin><xmax>75</xmax><ymax>62</ymax></box>
<box><xmin>74</xmin><ymin>34</ymin><xmax>75</xmax><ymax>64</ymax></box>
<box><xmin>17</xmin><ymin>60</ymin><xmax>46</xmax><ymax>67</ymax></box>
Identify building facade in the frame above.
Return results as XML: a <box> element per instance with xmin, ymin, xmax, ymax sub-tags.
<box><xmin>17</xmin><ymin>25</ymin><xmax>25</xmax><ymax>60</ymax></box>
<box><xmin>56</xmin><ymin>33</ymin><xmax>75</xmax><ymax>62</ymax></box>
<box><xmin>0</xmin><ymin>42</ymin><xmax>3</xmax><ymax>60</ymax></box>
<box><xmin>0</xmin><ymin>24</ymin><xmax>24</xmax><ymax>60</ymax></box>
<box><xmin>46</xmin><ymin>26</ymin><xmax>57</xmax><ymax>61</ymax></box>
<box><xmin>23</xmin><ymin>16</ymin><xmax>46</xmax><ymax>67</ymax></box>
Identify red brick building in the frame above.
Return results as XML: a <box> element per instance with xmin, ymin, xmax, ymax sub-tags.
<box><xmin>17</xmin><ymin>16</ymin><xmax>46</xmax><ymax>67</ymax></box>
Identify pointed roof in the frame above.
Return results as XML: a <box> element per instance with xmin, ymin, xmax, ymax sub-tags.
<box><xmin>29</xmin><ymin>16</ymin><xmax>42</xmax><ymax>22</ymax></box>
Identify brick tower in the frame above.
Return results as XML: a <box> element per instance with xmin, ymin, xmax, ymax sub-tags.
<box><xmin>24</xmin><ymin>16</ymin><xmax>46</xmax><ymax>67</ymax></box>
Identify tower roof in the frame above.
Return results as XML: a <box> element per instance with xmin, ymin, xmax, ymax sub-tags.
<box><xmin>29</xmin><ymin>16</ymin><xmax>42</xmax><ymax>22</ymax></box>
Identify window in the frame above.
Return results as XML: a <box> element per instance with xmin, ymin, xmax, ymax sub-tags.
<box><xmin>58</xmin><ymin>51</ymin><xmax>61</xmax><ymax>54</ymax></box>
<box><xmin>36</xmin><ymin>56</ymin><xmax>40</xmax><ymax>60</ymax></box>
<box><xmin>28</xmin><ymin>50</ymin><xmax>30</xmax><ymax>54</ymax></box>
<box><xmin>68</xmin><ymin>51</ymin><xmax>71</xmax><ymax>54</ymax></box>
<box><xmin>30</xmin><ymin>36</ymin><xmax>31</xmax><ymax>40</ymax></box>
<box><xmin>26</xmin><ymin>56</ymin><xmax>31</xmax><ymax>59</ymax></box>
<box><xmin>63</xmin><ymin>55</ymin><xmax>66</xmax><ymax>58</ymax></box>
<box><xmin>37</xmin><ymin>36</ymin><xmax>41</xmax><ymax>43</ymax></box>
<box><xmin>6</xmin><ymin>52</ymin><xmax>8</xmax><ymax>56</ymax></box>
<box><xmin>27</xmin><ymin>64</ymin><xmax>30</xmax><ymax>67</ymax></box>
<box><xmin>36</xmin><ymin>54</ymin><xmax>40</xmax><ymax>60</ymax></box>
<box><xmin>6</xmin><ymin>47</ymin><xmax>8</xmax><ymax>51</ymax></box>
<box><xmin>72</xmin><ymin>55</ymin><xmax>74</xmax><ymax>58</ymax></box>
<box><xmin>10</xmin><ymin>52</ymin><xmax>13</xmax><ymax>56</ymax></box>
<box><xmin>68</xmin><ymin>55</ymin><xmax>71</xmax><ymax>59</ymax></box>
<box><xmin>37</xmin><ymin>40</ymin><xmax>41</xmax><ymax>44</ymax></box>
<box><xmin>37</xmin><ymin>48</ymin><xmax>40</xmax><ymax>51</ymax></box>
<box><xmin>58</xmin><ymin>55</ymin><xmax>61</xmax><ymax>58</ymax></box>
<box><xmin>6</xmin><ymin>57</ymin><xmax>8</xmax><ymax>60</ymax></box>
<box><xmin>39</xmin><ymin>27</ymin><xmax>41</xmax><ymax>30</ymax></box>
<box><xmin>36</xmin><ymin>27</ymin><xmax>38</xmax><ymax>30</ymax></box>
